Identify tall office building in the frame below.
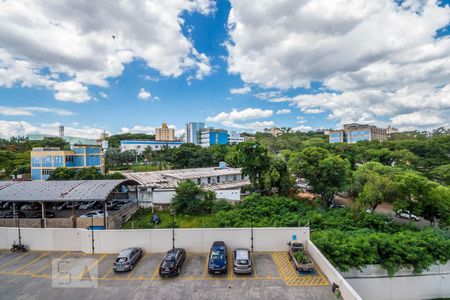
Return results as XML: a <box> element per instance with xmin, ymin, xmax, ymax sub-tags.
<box><xmin>155</xmin><ymin>122</ymin><xmax>175</xmax><ymax>141</ymax></box>
<box><xmin>185</xmin><ymin>122</ymin><xmax>205</xmax><ymax>144</ymax></box>
<box><xmin>59</xmin><ymin>125</ymin><xmax>64</xmax><ymax>137</ymax></box>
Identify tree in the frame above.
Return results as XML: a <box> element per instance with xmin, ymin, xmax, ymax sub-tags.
<box><xmin>171</xmin><ymin>180</ymin><xmax>213</xmax><ymax>215</ymax></box>
<box><xmin>48</xmin><ymin>168</ymin><xmax>78</xmax><ymax>180</ymax></box>
<box><xmin>429</xmin><ymin>164</ymin><xmax>450</xmax><ymax>186</ymax></box>
<box><xmin>289</xmin><ymin>147</ymin><xmax>350</xmax><ymax>207</ymax></box>
<box><xmin>394</xmin><ymin>171</ymin><xmax>431</xmax><ymax>218</ymax></box>
<box><xmin>355</xmin><ymin>174</ymin><xmax>397</xmax><ymax>212</ymax></box>
<box><xmin>226</xmin><ymin>142</ymin><xmax>271</xmax><ymax>190</ymax></box>
<box><xmin>419</xmin><ymin>185</ymin><xmax>450</xmax><ymax>227</ymax></box>
<box><xmin>262</xmin><ymin>157</ymin><xmax>294</xmax><ymax>195</ymax></box>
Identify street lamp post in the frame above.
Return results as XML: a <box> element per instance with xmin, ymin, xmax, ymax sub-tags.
<box><xmin>91</xmin><ymin>216</ymin><xmax>95</xmax><ymax>254</ymax></box>
<box><xmin>250</xmin><ymin>213</ymin><xmax>254</xmax><ymax>252</ymax></box>
<box><xmin>13</xmin><ymin>203</ymin><xmax>22</xmax><ymax>246</ymax></box>
<box><xmin>170</xmin><ymin>209</ymin><xmax>175</xmax><ymax>250</ymax></box>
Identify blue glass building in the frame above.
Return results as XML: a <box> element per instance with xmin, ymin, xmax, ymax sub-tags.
<box><xmin>199</xmin><ymin>128</ymin><xmax>229</xmax><ymax>147</ymax></box>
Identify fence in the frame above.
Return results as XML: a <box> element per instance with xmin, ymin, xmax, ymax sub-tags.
<box><xmin>306</xmin><ymin>240</ymin><xmax>363</xmax><ymax>300</ymax></box>
<box><xmin>342</xmin><ymin>263</ymin><xmax>450</xmax><ymax>300</ymax></box>
<box><xmin>0</xmin><ymin>226</ymin><xmax>309</xmax><ymax>253</ymax></box>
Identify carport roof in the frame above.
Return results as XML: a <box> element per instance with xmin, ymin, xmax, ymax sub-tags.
<box><xmin>0</xmin><ymin>179</ymin><xmax>138</xmax><ymax>202</ymax></box>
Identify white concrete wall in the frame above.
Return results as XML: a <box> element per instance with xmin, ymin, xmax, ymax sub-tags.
<box><xmin>0</xmin><ymin>227</ymin><xmax>309</xmax><ymax>254</ymax></box>
<box><xmin>343</xmin><ymin>263</ymin><xmax>450</xmax><ymax>300</ymax></box>
<box><xmin>306</xmin><ymin>240</ymin><xmax>363</xmax><ymax>300</ymax></box>
<box><xmin>215</xmin><ymin>189</ymin><xmax>241</xmax><ymax>201</ymax></box>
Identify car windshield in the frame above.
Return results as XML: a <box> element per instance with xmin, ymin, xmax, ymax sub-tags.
<box><xmin>237</xmin><ymin>259</ymin><xmax>249</xmax><ymax>265</ymax></box>
<box><xmin>211</xmin><ymin>251</ymin><xmax>224</xmax><ymax>262</ymax></box>
<box><xmin>116</xmin><ymin>257</ymin><xmax>127</xmax><ymax>263</ymax></box>
<box><xmin>162</xmin><ymin>259</ymin><xmax>175</xmax><ymax>268</ymax></box>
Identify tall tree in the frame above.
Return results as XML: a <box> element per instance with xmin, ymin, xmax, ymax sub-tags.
<box><xmin>225</xmin><ymin>142</ymin><xmax>271</xmax><ymax>189</ymax></box>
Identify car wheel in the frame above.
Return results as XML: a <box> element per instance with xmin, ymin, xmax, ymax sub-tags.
<box><xmin>129</xmin><ymin>264</ymin><xmax>133</xmax><ymax>271</ymax></box>
<box><xmin>177</xmin><ymin>267</ymin><xmax>181</xmax><ymax>275</ymax></box>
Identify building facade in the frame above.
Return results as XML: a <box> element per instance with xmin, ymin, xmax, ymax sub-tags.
<box><xmin>28</xmin><ymin>134</ymin><xmax>98</xmax><ymax>146</ymax></box>
<box><xmin>228</xmin><ymin>131</ymin><xmax>244</xmax><ymax>144</ymax></box>
<box><xmin>329</xmin><ymin>123</ymin><xmax>388</xmax><ymax>144</ymax></box>
<box><xmin>31</xmin><ymin>145</ymin><xmax>104</xmax><ymax>180</ymax></box>
<box><xmin>185</xmin><ymin>122</ymin><xmax>205</xmax><ymax>144</ymax></box>
<box><xmin>120</xmin><ymin>140</ymin><xmax>183</xmax><ymax>154</ymax></box>
<box><xmin>123</xmin><ymin>165</ymin><xmax>250</xmax><ymax>207</ymax></box>
<box><xmin>155</xmin><ymin>123</ymin><xmax>175</xmax><ymax>141</ymax></box>
<box><xmin>199</xmin><ymin>128</ymin><xmax>228</xmax><ymax>147</ymax></box>
<box><xmin>264</xmin><ymin>127</ymin><xmax>283</xmax><ymax>137</ymax></box>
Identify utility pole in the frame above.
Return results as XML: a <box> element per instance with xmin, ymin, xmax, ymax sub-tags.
<box><xmin>91</xmin><ymin>216</ymin><xmax>95</xmax><ymax>254</ymax></box>
<box><xmin>250</xmin><ymin>213</ymin><xmax>254</xmax><ymax>252</ymax></box>
<box><xmin>171</xmin><ymin>211</ymin><xmax>175</xmax><ymax>250</ymax></box>
<box><xmin>13</xmin><ymin>203</ymin><xmax>22</xmax><ymax>246</ymax></box>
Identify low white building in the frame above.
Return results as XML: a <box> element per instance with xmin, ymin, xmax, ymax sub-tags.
<box><xmin>120</xmin><ymin>140</ymin><xmax>183</xmax><ymax>155</ymax></box>
<box><xmin>228</xmin><ymin>131</ymin><xmax>244</xmax><ymax>144</ymax></box>
<box><xmin>122</xmin><ymin>165</ymin><xmax>250</xmax><ymax>207</ymax></box>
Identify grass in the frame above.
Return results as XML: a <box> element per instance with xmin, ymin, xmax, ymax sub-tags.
<box><xmin>121</xmin><ymin>208</ymin><xmax>218</xmax><ymax>229</ymax></box>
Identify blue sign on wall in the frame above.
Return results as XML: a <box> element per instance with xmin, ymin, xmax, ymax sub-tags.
<box><xmin>292</xmin><ymin>234</ymin><xmax>297</xmax><ymax>241</ymax></box>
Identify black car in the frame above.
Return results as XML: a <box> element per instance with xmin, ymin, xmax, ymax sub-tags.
<box><xmin>113</xmin><ymin>247</ymin><xmax>143</xmax><ymax>272</ymax></box>
<box><xmin>1</xmin><ymin>211</ymin><xmax>27</xmax><ymax>218</ymax></box>
<box><xmin>159</xmin><ymin>248</ymin><xmax>186</xmax><ymax>277</ymax></box>
<box><xmin>208</xmin><ymin>241</ymin><xmax>228</xmax><ymax>274</ymax></box>
<box><xmin>27</xmin><ymin>211</ymin><xmax>56</xmax><ymax>218</ymax></box>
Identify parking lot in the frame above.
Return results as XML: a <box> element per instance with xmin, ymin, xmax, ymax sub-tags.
<box><xmin>0</xmin><ymin>250</ymin><xmax>333</xmax><ymax>300</ymax></box>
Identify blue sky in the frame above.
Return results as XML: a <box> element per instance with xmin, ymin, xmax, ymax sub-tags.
<box><xmin>0</xmin><ymin>0</ymin><xmax>449</xmax><ymax>139</ymax></box>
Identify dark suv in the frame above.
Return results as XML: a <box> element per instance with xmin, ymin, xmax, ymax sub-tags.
<box><xmin>208</xmin><ymin>241</ymin><xmax>228</xmax><ymax>274</ymax></box>
<box><xmin>159</xmin><ymin>248</ymin><xmax>186</xmax><ymax>277</ymax></box>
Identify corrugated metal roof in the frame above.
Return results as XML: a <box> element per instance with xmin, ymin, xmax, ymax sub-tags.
<box><xmin>123</xmin><ymin>167</ymin><xmax>243</xmax><ymax>187</ymax></box>
<box><xmin>0</xmin><ymin>180</ymin><xmax>137</xmax><ymax>202</ymax></box>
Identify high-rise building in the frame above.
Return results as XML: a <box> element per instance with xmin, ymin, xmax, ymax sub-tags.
<box><xmin>329</xmin><ymin>123</ymin><xmax>388</xmax><ymax>144</ymax></box>
<box><xmin>155</xmin><ymin>122</ymin><xmax>175</xmax><ymax>141</ymax></box>
<box><xmin>185</xmin><ymin>122</ymin><xmax>205</xmax><ymax>144</ymax></box>
<box><xmin>199</xmin><ymin>128</ymin><xmax>228</xmax><ymax>147</ymax></box>
<box><xmin>59</xmin><ymin>125</ymin><xmax>64</xmax><ymax>137</ymax></box>
<box><xmin>30</xmin><ymin>145</ymin><xmax>104</xmax><ymax>180</ymax></box>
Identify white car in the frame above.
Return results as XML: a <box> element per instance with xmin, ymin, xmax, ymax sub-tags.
<box><xmin>79</xmin><ymin>210</ymin><xmax>108</xmax><ymax>218</ymax></box>
<box><xmin>79</xmin><ymin>201</ymin><xmax>97</xmax><ymax>210</ymax></box>
<box><xmin>396</xmin><ymin>210</ymin><xmax>420</xmax><ymax>221</ymax></box>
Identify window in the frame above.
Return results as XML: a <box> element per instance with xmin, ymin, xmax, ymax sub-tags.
<box><xmin>42</xmin><ymin>169</ymin><xmax>53</xmax><ymax>175</ymax></box>
<box><xmin>217</xmin><ymin>176</ymin><xmax>220</xmax><ymax>183</ymax></box>
<box><xmin>197</xmin><ymin>178</ymin><xmax>201</xmax><ymax>184</ymax></box>
<box><xmin>233</xmin><ymin>176</ymin><xmax>237</xmax><ymax>181</ymax></box>
<box><xmin>207</xmin><ymin>177</ymin><xmax>211</xmax><ymax>184</ymax></box>
<box><xmin>65</xmin><ymin>156</ymin><xmax>74</xmax><ymax>163</ymax></box>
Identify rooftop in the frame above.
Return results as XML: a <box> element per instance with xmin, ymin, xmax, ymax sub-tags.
<box><xmin>0</xmin><ymin>179</ymin><xmax>138</xmax><ymax>202</ymax></box>
<box><xmin>122</xmin><ymin>167</ymin><xmax>247</xmax><ymax>189</ymax></box>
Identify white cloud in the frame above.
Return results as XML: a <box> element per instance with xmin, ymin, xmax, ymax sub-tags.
<box><xmin>206</xmin><ymin>107</ymin><xmax>273</xmax><ymax>122</ymax></box>
<box><xmin>292</xmin><ymin>125</ymin><xmax>313</xmax><ymax>132</ymax></box>
<box><xmin>390</xmin><ymin>111</ymin><xmax>447</xmax><ymax>127</ymax></box>
<box><xmin>120</xmin><ymin>125</ymin><xmax>156</xmax><ymax>134</ymax></box>
<box><xmin>221</xmin><ymin>120</ymin><xmax>274</xmax><ymax>130</ymax></box>
<box><xmin>0</xmin><ymin>106</ymin><xmax>74</xmax><ymax>116</ymax></box>
<box><xmin>0</xmin><ymin>120</ymin><xmax>107</xmax><ymax>139</ymax></box>
<box><xmin>226</xmin><ymin>0</ymin><xmax>450</xmax><ymax>129</ymax></box>
<box><xmin>138</xmin><ymin>88</ymin><xmax>151</xmax><ymax>100</ymax></box>
<box><xmin>275</xmin><ymin>109</ymin><xmax>291</xmax><ymax>115</ymax></box>
<box><xmin>0</xmin><ymin>0</ymin><xmax>215</xmax><ymax>102</ymax></box>
<box><xmin>99</xmin><ymin>92</ymin><xmax>109</xmax><ymax>98</ymax></box>
<box><xmin>301</xmin><ymin>108</ymin><xmax>324</xmax><ymax>114</ymax></box>
<box><xmin>230</xmin><ymin>86</ymin><xmax>251</xmax><ymax>94</ymax></box>
<box><xmin>53</xmin><ymin>81</ymin><xmax>91</xmax><ymax>103</ymax></box>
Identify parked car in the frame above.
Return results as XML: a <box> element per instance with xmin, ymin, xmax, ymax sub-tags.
<box><xmin>152</xmin><ymin>214</ymin><xmax>161</xmax><ymax>225</ymax></box>
<box><xmin>66</xmin><ymin>202</ymin><xmax>81</xmax><ymax>209</ymax></box>
<box><xmin>233</xmin><ymin>248</ymin><xmax>253</xmax><ymax>274</ymax></box>
<box><xmin>79</xmin><ymin>210</ymin><xmax>108</xmax><ymax>218</ymax></box>
<box><xmin>27</xmin><ymin>211</ymin><xmax>56</xmax><ymax>218</ymax></box>
<box><xmin>159</xmin><ymin>248</ymin><xmax>186</xmax><ymax>277</ymax></box>
<box><xmin>106</xmin><ymin>200</ymin><xmax>120</xmax><ymax>209</ymax></box>
<box><xmin>79</xmin><ymin>201</ymin><xmax>97</xmax><ymax>210</ymax></box>
<box><xmin>1</xmin><ymin>211</ymin><xmax>27</xmax><ymax>218</ymax></box>
<box><xmin>208</xmin><ymin>241</ymin><xmax>228</xmax><ymax>274</ymax></box>
<box><xmin>396</xmin><ymin>210</ymin><xmax>420</xmax><ymax>221</ymax></box>
<box><xmin>52</xmin><ymin>202</ymin><xmax>68</xmax><ymax>210</ymax></box>
<box><xmin>113</xmin><ymin>247</ymin><xmax>143</xmax><ymax>272</ymax></box>
<box><xmin>1</xmin><ymin>202</ymin><xmax>13</xmax><ymax>210</ymax></box>
<box><xmin>111</xmin><ymin>202</ymin><xmax>127</xmax><ymax>211</ymax></box>
<box><xmin>21</xmin><ymin>203</ymin><xmax>41</xmax><ymax>211</ymax></box>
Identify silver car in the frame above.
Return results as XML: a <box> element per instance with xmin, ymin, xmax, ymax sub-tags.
<box><xmin>233</xmin><ymin>248</ymin><xmax>253</xmax><ymax>274</ymax></box>
<box><xmin>113</xmin><ymin>247</ymin><xmax>143</xmax><ymax>272</ymax></box>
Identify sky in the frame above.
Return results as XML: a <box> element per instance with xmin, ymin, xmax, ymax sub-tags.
<box><xmin>0</xmin><ymin>0</ymin><xmax>449</xmax><ymax>139</ymax></box>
